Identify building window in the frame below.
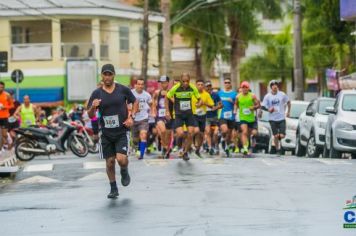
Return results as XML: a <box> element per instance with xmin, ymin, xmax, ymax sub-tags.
<box><xmin>119</xmin><ymin>26</ymin><xmax>129</xmax><ymax>52</ymax></box>
<box><xmin>11</xmin><ymin>26</ymin><xmax>23</xmax><ymax>44</ymax></box>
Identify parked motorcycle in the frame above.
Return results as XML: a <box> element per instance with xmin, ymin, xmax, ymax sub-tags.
<box><xmin>71</xmin><ymin>120</ymin><xmax>99</xmax><ymax>154</ymax></box>
<box><xmin>14</xmin><ymin>121</ymin><xmax>89</xmax><ymax>161</ymax></box>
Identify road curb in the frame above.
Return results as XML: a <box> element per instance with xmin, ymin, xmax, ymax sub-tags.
<box><xmin>0</xmin><ymin>150</ymin><xmax>19</xmax><ymax>178</ymax></box>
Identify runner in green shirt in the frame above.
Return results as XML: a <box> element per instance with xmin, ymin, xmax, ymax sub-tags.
<box><xmin>166</xmin><ymin>73</ymin><xmax>201</xmax><ymax>161</ymax></box>
<box><xmin>235</xmin><ymin>81</ymin><xmax>261</xmax><ymax>156</ymax></box>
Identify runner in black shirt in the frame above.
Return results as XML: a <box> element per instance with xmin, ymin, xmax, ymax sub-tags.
<box><xmin>88</xmin><ymin>64</ymin><xmax>138</xmax><ymax>199</ymax></box>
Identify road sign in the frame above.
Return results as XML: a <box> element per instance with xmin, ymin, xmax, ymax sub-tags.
<box><xmin>11</xmin><ymin>69</ymin><xmax>24</xmax><ymax>100</ymax></box>
<box><xmin>11</xmin><ymin>69</ymin><xmax>24</xmax><ymax>84</ymax></box>
<box><xmin>0</xmin><ymin>51</ymin><xmax>8</xmax><ymax>73</ymax></box>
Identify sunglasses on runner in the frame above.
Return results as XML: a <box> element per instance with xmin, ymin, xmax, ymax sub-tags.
<box><xmin>224</xmin><ymin>81</ymin><xmax>231</xmax><ymax>84</ymax></box>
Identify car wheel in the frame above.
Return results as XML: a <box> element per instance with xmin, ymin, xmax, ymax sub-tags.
<box><xmin>307</xmin><ymin>133</ymin><xmax>320</xmax><ymax>158</ymax></box>
<box><xmin>295</xmin><ymin>132</ymin><xmax>306</xmax><ymax>157</ymax></box>
<box><xmin>352</xmin><ymin>153</ymin><xmax>356</xmax><ymax>159</ymax></box>
<box><xmin>329</xmin><ymin>134</ymin><xmax>341</xmax><ymax>159</ymax></box>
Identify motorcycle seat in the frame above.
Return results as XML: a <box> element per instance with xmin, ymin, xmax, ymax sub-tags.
<box><xmin>26</xmin><ymin>127</ymin><xmax>56</xmax><ymax>135</ymax></box>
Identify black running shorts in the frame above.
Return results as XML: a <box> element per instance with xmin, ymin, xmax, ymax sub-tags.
<box><xmin>269</xmin><ymin>120</ymin><xmax>286</xmax><ymax>136</ymax></box>
<box><xmin>174</xmin><ymin>114</ymin><xmax>197</xmax><ymax>129</ymax></box>
<box><xmin>99</xmin><ymin>132</ymin><xmax>129</xmax><ymax>159</ymax></box>
<box><xmin>194</xmin><ymin>115</ymin><xmax>206</xmax><ymax>133</ymax></box>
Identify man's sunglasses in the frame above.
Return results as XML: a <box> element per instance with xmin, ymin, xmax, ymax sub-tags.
<box><xmin>224</xmin><ymin>81</ymin><xmax>231</xmax><ymax>84</ymax></box>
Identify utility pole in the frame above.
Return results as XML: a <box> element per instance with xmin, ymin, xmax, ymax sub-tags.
<box><xmin>161</xmin><ymin>0</ymin><xmax>171</xmax><ymax>76</ymax></box>
<box><xmin>141</xmin><ymin>0</ymin><xmax>149</xmax><ymax>85</ymax></box>
<box><xmin>293</xmin><ymin>0</ymin><xmax>304</xmax><ymax>100</ymax></box>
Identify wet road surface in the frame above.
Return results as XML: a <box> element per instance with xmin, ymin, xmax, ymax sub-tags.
<box><xmin>0</xmin><ymin>153</ymin><xmax>356</xmax><ymax>236</ymax></box>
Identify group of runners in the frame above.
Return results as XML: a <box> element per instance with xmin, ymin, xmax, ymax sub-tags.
<box><xmin>87</xmin><ymin>64</ymin><xmax>291</xmax><ymax>198</ymax></box>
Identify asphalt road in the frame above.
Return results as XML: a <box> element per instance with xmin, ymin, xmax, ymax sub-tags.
<box><xmin>0</xmin><ymin>152</ymin><xmax>356</xmax><ymax>236</ymax></box>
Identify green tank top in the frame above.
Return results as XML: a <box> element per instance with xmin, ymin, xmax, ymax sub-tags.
<box><xmin>238</xmin><ymin>92</ymin><xmax>255</xmax><ymax>123</ymax></box>
<box><xmin>20</xmin><ymin>104</ymin><xmax>36</xmax><ymax>127</ymax></box>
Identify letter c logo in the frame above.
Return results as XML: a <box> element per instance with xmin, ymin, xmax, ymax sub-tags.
<box><xmin>344</xmin><ymin>211</ymin><xmax>356</xmax><ymax>223</ymax></box>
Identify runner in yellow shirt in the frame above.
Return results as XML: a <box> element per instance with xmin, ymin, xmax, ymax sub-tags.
<box><xmin>192</xmin><ymin>79</ymin><xmax>214</xmax><ymax>157</ymax></box>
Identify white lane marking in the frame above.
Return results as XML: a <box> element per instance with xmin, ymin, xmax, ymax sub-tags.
<box><xmin>24</xmin><ymin>164</ymin><xmax>53</xmax><ymax>172</ymax></box>
<box><xmin>144</xmin><ymin>159</ymin><xmax>168</xmax><ymax>166</ymax></box>
<box><xmin>203</xmin><ymin>158</ymin><xmax>225</xmax><ymax>164</ymax></box>
<box><xmin>261</xmin><ymin>158</ymin><xmax>285</xmax><ymax>166</ymax></box>
<box><xmin>78</xmin><ymin>172</ymin><xmax>108</xmax><ymax>181</ymax></box>
<box><xmin>18</xmin><ymin>176</ymin><xmax>59</xmax><ymax>184</ymax></box>
<box><xmin>316</xmin><ymin>159</ymin><xmax>352</xmax><ymax>165</ymax></box>
<box><xmin>83</xmin><ymin>161</ymin><xmax>106</xmax><ymax>169</ymax></box>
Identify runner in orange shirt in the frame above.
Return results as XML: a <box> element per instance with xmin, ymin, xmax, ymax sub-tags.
<box><xmin>0</xmin><ymin>82</ymin><xmax>14</xmax><ymax>151</ymax></box>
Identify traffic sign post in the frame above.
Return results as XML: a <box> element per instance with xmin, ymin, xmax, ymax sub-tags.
<box><xmin>11</xmin><ymin>69</ymin><xmax>24</xmax><ymax>101</ymax></box>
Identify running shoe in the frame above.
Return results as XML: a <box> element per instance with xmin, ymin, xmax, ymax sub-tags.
<box><xmin>225</xmin><ymin>148</ymin><xmax>230</xmax><ymax>157</ymax></box>
<box><xmin>195</xmin><ymin>149</ymin><xmax>202</xmax><ymax>158</ymax></box>
<box><xmin>172</xmin><ymin>146</ymin><xmax>179</xmax><ymax>152</ymax></box>
<box><xmin>182</xmin><ymin>152</ymin><xmax>190</xmax><ymax>161</ymax></box>
<box><xmin>107</xmin><ymin>188</ymin><xmax>119</xmax><ymax>199</ymax></box>
<box><xmin>234</xmin><ymin>147</ymin><xmax>240</xmax><ymax>154</ymax></box>
<box><xmin>242</xmin><ymin>147</ymin><xmax>248</xmax><ymax>155</ymax></box>
<box><xmin>209</xmin><ymin>148</ymin><xmax>215</xmax><ymax>156</ymax></box>
<box><xmin>120</xmin><ymin>168</ymin><xmax>131</xmax><ymax>186</ymax></box>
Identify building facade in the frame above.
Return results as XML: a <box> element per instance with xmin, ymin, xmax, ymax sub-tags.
<box><xmin>0</xmin><ymin>0</ymin><xmax>164</xmax><ymax>105</ymax></box>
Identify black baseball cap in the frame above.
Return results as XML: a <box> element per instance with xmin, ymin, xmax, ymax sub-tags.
<box><xmin>101</xmin><ymin>64</ymin><xmax>115</xmax><ymax>74</ymax></box>
<box><xmin>159</xmin><ymin>75</ymin><xmax>170</xmax><ymax>82</ymax></box>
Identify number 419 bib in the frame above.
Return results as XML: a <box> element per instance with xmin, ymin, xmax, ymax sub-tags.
<box><xmin>103</xmin><ymin>115</ymin><xmax>120</xmax><ymax>128</ymax></box>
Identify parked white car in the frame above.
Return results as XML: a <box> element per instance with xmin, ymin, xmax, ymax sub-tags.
<box><xmin>281</xmin><ymin>101</ymin><xmax>309</xmax><ymax>154</ymax></box>
<box><xmin>323</xmin><ymin>90</ymin><xmax>356</xmax><ymax>159</ymax></box>
<box><xmin>295</xmin><ymin>97</ymin><xmax>336</xmax><ymax>157</ymax></box>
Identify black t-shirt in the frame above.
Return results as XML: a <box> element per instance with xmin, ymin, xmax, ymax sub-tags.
<box><xmin>88</xmin><ymin>83</ymin><xmax>136</xmax><ymax>138</ymax></box>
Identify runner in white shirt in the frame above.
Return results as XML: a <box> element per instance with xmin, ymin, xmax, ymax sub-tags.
<box><xmin>261</xmin><ymin>80</ymin><xmax>291</xmax><ymax>156</ymax></box>
<box><xmin>131</xmin><ymin>78</ymin><xmax>153</xmax><ymax>159</ymax></box>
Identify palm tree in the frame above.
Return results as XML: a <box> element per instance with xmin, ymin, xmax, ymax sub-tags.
<box><xmin>225</xmin><ymin>0</ymin><xmax>282</xmax><ymax>89</ymax></box>
<box><xmin>171</xmin><ymin>0</ymin><xmax>226</xmax><ymax>80</ymax></box>
<box><xmin>240</xmin><ymin>25</ymin><xmax>293</xmax><ymax>86</ymax></box>
<box><xmin>303</xmin><ymin>0</ymin><xmax>355</xmax><ymax>94</ymax></box>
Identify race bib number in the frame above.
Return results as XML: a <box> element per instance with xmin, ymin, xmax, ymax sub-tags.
<box><xmin>196</xmin><ymin>108</ymin><xmax>204</xmax><ymax>116</ymax></box>
<box><xmin>25</xmin><ymin>119</ymin><xmax>33</xmax><ymax>126</ymax></box>
<box><xmin>158</xmin><ymin>108</ymin><xmax>166</xmax><ymax>117</ymax></box>
<box><xmin>103</xmin><ymin>115</ymin><xmax>120</xmax><ymax>128</ymax></box>
<box><xmin>206</xmin><ymin>107</ymin><xmax>212</xmax><ymax>112</ymax></box>
<box><xmin>180</xmin><ymin>101</ymin><xmax>191</xmax><ymax>111</ymax></box>
<box><xmin>8</xmin><ymin>116</ymin><xmax>17</xmax><ymax>123</ymax></box>
<box><xmin>243</xmin><ymin>108</ymin><xmax>252</xmax><ymax>115</ymax></box>
<box><xmin>224</xmin><ymin>111</ymin><xmax>232</xmax><ymax>119</ymax></box>
<box><xmin>139</xmin><ymin>101</ymin><xmax>145</xmax><ymax>110</ymax></box>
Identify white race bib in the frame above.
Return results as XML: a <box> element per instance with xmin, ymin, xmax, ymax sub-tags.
<box><xmin>158</xmin><ymin>108</ymin><xmax>166</xmax><ymax>117</ymax></box>
<box><xmin>8</xmin><ymin>116</ymin><xmax>17</xmax><ymax>123</ymax></box>
<box><xmin>224</xmin><ymin>111</ymin><xmax>232</xmax><ymax>119</ymax></box>
<box><xmin>139</xmin><ymin>101</ymin><xmax>145</xmax><ymax>110</ymax></box>
<box><xmin>180</xmin><ymin>101</ymin><xmax>191</xmax><ymax>111</ymax></box>
<box><xmin>206</xmin><ymin>107</ymin><xmax>212</xmax><ymax>112</ymax></box>
<box><xmin>25</xmin><ymin>119</ymin><xmax>33</xmax><ymax>126</ymax></box>
<box><xmin>103</xmin><ymin>115</ymin><xmax>120</xmax><ymax>128</ymax></box>
<box><xmin>243</xmin><ymin>108</ymin><xmax>252</xmax><ymax>115</ymax></box>
<box><xmin>196</xmin><ymin>108</ymin><xmax>205</xmax><ymax>116</ymax></box>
